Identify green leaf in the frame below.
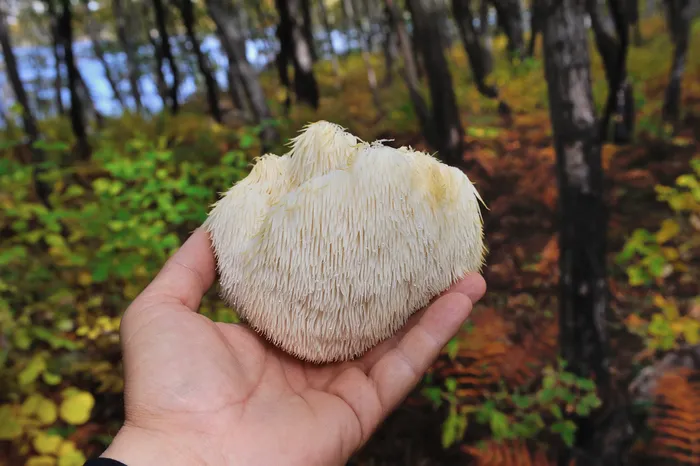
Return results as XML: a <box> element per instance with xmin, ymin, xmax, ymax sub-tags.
<box><xmin>489</xmin><ymin>411</ymin><xmax>510</xmax><ymax>439</ymax></box>
<box><xmin>18</xmin><ymin>354</ymin><xmax>47</xmax><ymax>386</ymax></box>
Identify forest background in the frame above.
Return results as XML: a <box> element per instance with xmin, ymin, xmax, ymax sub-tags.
<box><xmin>1</xmin><ymin>0</ymin><xmax>699</xmax><ymax>464</ymax></box>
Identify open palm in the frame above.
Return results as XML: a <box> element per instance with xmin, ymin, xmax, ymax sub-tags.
<box><xmin>101</xmin><ymin>229</ymin><xmax>486</xmax><ymax>466</ymax></box>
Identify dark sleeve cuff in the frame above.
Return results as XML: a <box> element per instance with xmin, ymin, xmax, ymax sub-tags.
<box><xmin>84</xmin><ymin>459</ymin><xmax>128</xmax><ymax>466</ymax></box>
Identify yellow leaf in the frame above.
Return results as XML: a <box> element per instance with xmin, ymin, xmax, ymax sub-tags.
<box><xmin>21</xmin><ymin>394</ymin><xmax>43</xmax><ymax>416</ymax></box>
<box><xmin>77</xmin><ymin>272</ymin><xmax>92</xmax><ymax>287</ymax></box>
<box><xmin>25</xmin><ymin>456</ymin><xmax>56</xmax><ymax>466</ymax></box>
<box><xmin>0</xmin><ymin>404</ymin><xmax>22</xmax><ymax>440</ymax></box>
<box><xmin>33</xmin><ymin>432</ymin><xmax>63</xmax><ymax>454</ymax></box>
<box><xmin>656</xmin><ymin>219</ymin><xmax>680</xmax><ymax>244</ymax></box>
<box><xmin>36</xmin><ymin>397</ymin><xmax>58</xmax><ymax>426</ymax></box>
<box><xmin>59</xmin><ymin>391</ymin><xmax>94</xmax><ymax>425</ymax></box>
<box><xmin>57</xmin><ymin>441</ymin><xmax>86</xmax><ymax>466</ymax></box>
<box><xmin>683</xmin><ymin>322</ymin><xmax>700</xmax><ymax>345</ymax></box>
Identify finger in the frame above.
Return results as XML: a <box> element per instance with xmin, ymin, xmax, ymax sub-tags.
<box><xmin>358</xmin><ymin>273</ymin><xmax>485</xmax><ymax>369</ymax></box>
<box><xmin>132</xmin><ymin>228</ymin><xmax>217</xmax><ymax>313</ymax></box>
<box><xmin>447</xmin><ymin>272</ymin><xmax>487</xmax><ymax>303</ymax></box>
<box><xmin>368</xmin><ymin>291</ymin><xmax>473</xmax><ymax>413</ymax></box>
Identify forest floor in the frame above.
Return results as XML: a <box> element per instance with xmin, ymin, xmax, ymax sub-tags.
<box><xmin>2</xmin><ymin>16</ymin><xmax>700</xmax><ymax>466</ymax></box>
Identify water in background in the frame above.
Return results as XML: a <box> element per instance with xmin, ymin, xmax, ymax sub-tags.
<box><xmin>0</xmin><ymin>28</ymin><xmax>362</xmax><ymax>120</ymax></box>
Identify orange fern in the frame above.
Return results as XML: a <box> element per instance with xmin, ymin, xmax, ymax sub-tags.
<box><xmin>499</xmin><ymin>318</ymin><xmax>558</xmax><ymax>387</ymax></box>
<box><xmin>648</xmin><ymin>368</ymin><xmax>700</xmax><ymax>465</ymax></box>
<box><xmin>462</xmin><ymin>440</ymin><xmax>554</xmax><ymax>466</ymax></box>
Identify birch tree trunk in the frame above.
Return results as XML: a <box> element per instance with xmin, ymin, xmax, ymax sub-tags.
<box><xmin>541</xmin><ymin>0</ymin><xmax>632</xmax><ymax>462</ymax></box>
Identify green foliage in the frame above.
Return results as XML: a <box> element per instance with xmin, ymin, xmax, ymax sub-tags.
<box><xmin>0</xmin><ymin>113</ymin><xmax>252</xmax><ymax>463</ymax></box>
<box><xmin>425</xmin><ymin>360</ymin><xmax>601</xmax><ymax>449</ymax></box>
<box><xmin>616</xmin><ymin>159</ymin><xmax>700</xmax><ymax>286</ymax></box>
<box><xmin>617</xmin><ymin>158</ymin><xmax>700</xmax><ymax>356</ymax></box>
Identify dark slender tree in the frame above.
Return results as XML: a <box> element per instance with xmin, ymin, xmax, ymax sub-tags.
<box><xmin>58</xmin><ymin>0</ymin><xmax>90</xmax><ymax>160</ymax></box>
<box><xmin>662</xmin><ymin>0</ymin><xmax>691</xmax><ymax>123</ymax></box>
<box><xmin>177</xmin><ymin>0</ymin><xmax>223</xmax><ymax>122</ymax></box>
<box><xmin>380</xmin><ymin>3</ymin><xmax>398</xmax><ymax>86</ymax></box>
<box><xmin>152</xmin><ymin>0</ymin><xmax>180</xmax><ymax>113</ymax></box>
<box><xmin>206</xmin><ymin>0</ymin><xmax>280</xmax><ymax>150</ymax></box>
<box><xmin>587</xmin><ymin>0</ymin><xmax>634</xmax><ymax>144</ymax></box>
<box><xmin>541</xmin><ymin>0</ymin><xmax>632</xmax><ymax>463</ymax></box>
<box><xmin>385</xmin><ymin>0</ymin><xmax>433</xmax><ymax>144</ymax></box>
<box><xmin>452</xmin><ymin>0</ymin><xmax>511</xmax><ymax>114</ymax></box>
<box><xmin>275</xmin><ymin>0</ymin><xmax>320</xmax><ymax>109</ymax></box>
<box><xmin>45</xmin><ymin>0</ymin><xmax>65</xmax><ymax>115</ymax></box>
<box><xmin>84</xmin><ymin>14</ymin><xmax>125</xmax><ymax>109</ymax></box>
<box><xmin>0</xmin><ymin>4</ymin><xmax>50</xmax><ymax>205</ymax></box>
<box><xmin>406</xmin><ymin>0</ymin><xmax>465</xmax><ymax>167</ymax></box>
<box><xmin>490</xmin><ymin>0</ymin><xmax>525</xmax><ymax>59</ymax></box>
<box><xmin>113</xmin><ymin>0</ymin><xmax>143</xmax><ymax>112</ymax></box>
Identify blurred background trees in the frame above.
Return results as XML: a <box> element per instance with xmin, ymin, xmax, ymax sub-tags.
<box><xmin>1</xmin><ymin>0</ymin><xmax>699</xmax><ymax>465</ymax></box>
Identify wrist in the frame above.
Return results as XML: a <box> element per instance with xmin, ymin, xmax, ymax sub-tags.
<box><xmin>100</xmin><ymin>424</ymin><xmax>210</xmax><ymax>466</ymax></box>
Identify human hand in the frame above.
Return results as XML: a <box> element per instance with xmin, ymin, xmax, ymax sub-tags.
<box><xmin>100</xmin><ymin>228</ymin><xmax>486</xmax><ymax>466</ymax></box>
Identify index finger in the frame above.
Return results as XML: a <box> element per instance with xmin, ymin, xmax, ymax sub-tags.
<box><xmin>132</xmin><ymin>228</ymin><xmax>217</xmax><ymax>313</ymax></box>
<box><xmin>368</xmin><ymin>280</ymin><xmax>481</xmax><ymax>413</ymax></box>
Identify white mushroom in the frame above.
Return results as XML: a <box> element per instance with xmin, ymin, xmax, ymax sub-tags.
<box><xmin>204</xmin><ymin>121</ymin><xmax>486</xmax><ymax>363</ymax></box>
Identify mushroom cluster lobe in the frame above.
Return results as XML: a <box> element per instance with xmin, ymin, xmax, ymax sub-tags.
<box><xmin>205</xmin><ymin>121</ymin><xmax>486</xmax><ymax>363</ymax></box>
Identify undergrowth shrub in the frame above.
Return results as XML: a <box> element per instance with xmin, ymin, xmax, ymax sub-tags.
<box><xmin>0</xmin><ymin>116</ymin><xmax>252</xmax><ymax>465</ymax></box>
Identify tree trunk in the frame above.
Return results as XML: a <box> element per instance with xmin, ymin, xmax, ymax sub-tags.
<box><xmin>177</xmin><ymin>0</ymin><xmax>223</xmax><ymax>122</ymax></box>
<box><xmin>113</xmin><ymin>0</ymin><xmax>143</xmax><ymax>112</ymax></box>
<box><xmin>318</xmin><ymin>0</ymin><xmax>341</xmax><ymax>78</ymax></box>
<box><xmin>206</xmin><ymin>0</ymin><xmax>280</xmax><ymax>151</ymax></box>
<box><xmin>345</xmin><ymin>0</ymin><xmax>383</xmax><ymax>113</ymax></box>
<box><xmin>301</xmin><ymin>0</ymin><xmax>318</xmax><ymax>62</ymax></box>
<box><xmin>0</xmin><ymin>5</ymin><xmax>51</xmax><ymax>205</ymax></box>
<box><xmin>45</xmin><ymin>0</ymin><xmax>65</xmax><ymax>115</ymax></box>
<box><xmin>152</xmin><ymin>0</ymin><xmax>180</xmax><ymax>113</ymax></box>
<box><xmin>385</xmin><ymin>0</ymin><xmax>433</xmax><ymax>140</ymax></box>
<box><xmin>491</xmin><ymin>0</ymin><xmax>525</xmax><ymax>59</ymax></box>
<box><xmin>662</xmin><ymin>0</ymin><xmax>691</xmax><ymax>124</ymax></box>
<box><xmin>587</xmin><ymin>0</ymin><xmax>634</xmax><ymax>144</ymax></box>
<box><xmin>527</xmin><ymin>0</ymin><xmax>542</xmax><ymax>56</ymax></box>
<box><xmin>85</xmin><ymin>15</ymin><xmax>125</xmax><ymax>109</ymax></box>
<box><xmin>381</xmin><ymin>3</ymin><xmax>398</xmax><ymax>86</ymax></box>
<box><xmin>404</xmin><ymin>0</ymin><xmax>426</xmax><ymax>79</ymax></box>
<box><xmin>479</xmin><ymin>0</ymin><xmax>494</xmax><ymax>74</ymax></box>
<box><xmin>275</xmin><ymin>0</ymin><xmax>320</xmax><ymax>109</ymax></box>
<box><xmin>452</xmin><ymin>0</ymin><xmax>511</xmax><ymax>114</ymax></box>
<box><xmin>406</xmin><ymin>0</ymin><xmax>465</xmax><ymax>167</ymax></box>
<box><xmin>541</xmin><ymin>0</ymin><xmax>632</xmax><ymax>463</ymax></box>
<box><xmin>627</xmin><ymin>0</ymin><xmax>642</xmax><ymax>44</ymax></box>
<box><xmin>58</xmin><ymin>0</ymin><xmax>91</xmax><ymax>160</ymax></box>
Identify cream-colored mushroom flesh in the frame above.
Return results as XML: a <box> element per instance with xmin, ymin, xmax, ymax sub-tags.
<box><xmin>204</xmin><ymin>121</ymin><xmax>486</xmax><ymax>363</ymax></box>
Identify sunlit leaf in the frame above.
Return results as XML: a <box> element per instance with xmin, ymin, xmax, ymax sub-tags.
<box><xmin>33</xmin><ymin>433</ymin><xmax>63</xmax><ymax>455</ymax></box>
<box><xmin>59</xmin><ymin>391</ymin><xmax>95</xmax><ymax>425</ymax></box>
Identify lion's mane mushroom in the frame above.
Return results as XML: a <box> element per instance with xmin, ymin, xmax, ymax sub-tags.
<box><xmin>204</xmin><ymin>121</ymin><xmax>486</xmax><ymax>363</ymax></box>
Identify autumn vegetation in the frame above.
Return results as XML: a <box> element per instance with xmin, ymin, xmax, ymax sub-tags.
<box><xmin>1</xmin><ymin>1</ymin><xmax>700</xmax><ymax>465</ymax></box>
